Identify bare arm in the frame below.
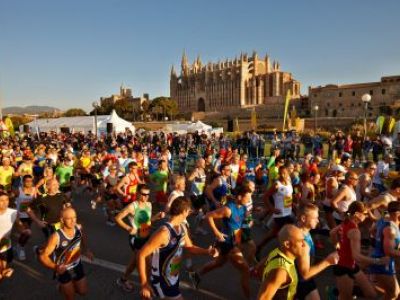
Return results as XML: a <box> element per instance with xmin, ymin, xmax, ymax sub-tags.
<box><xmin>115</xmin><ymin>176</ymin><xmax>128</xmax><ymax>197</ymax></box>
<box><xmin>39</xmin><ymin>233</ymin><xmax>59</xmax><ymax>270</ymax></box>
<box><xmin>383</xmin><ymin>226</ymin><xmax>400</xmax><ymax>257</ymax></box>
<box><xmin>257</xmin><ymin>268</ymin><xmax>289</xmax><ymax>300</ymax></box>
<box><xmin>331</xmin><ymin>188</ymin><xmax>347</xmax><ymax>212</ymax></box>
<box><xmin>115</xmin><ymin>203</ymin><xmax>136</xmax><ymax>234</ymax></box>
<box><xmin>206</xmin><ymin>206</ymin><xmax>231</xmax><ymax>241</ymax></box>
<box><xmin>297</xmin><ymin>244</ymin><xmax>337</xmax><ymax>280</ymax></box>
<box><xmin>348</xmin><ymin>228</ymin><xmax>376</xmax><ymax>265</ymax></box>
<box><xmin>205</xmin><ymin>178</ymin><xmax>220</xmax><ymax>205</ymax></box>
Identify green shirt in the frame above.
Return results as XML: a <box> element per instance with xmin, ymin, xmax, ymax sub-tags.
<box><xmin>150</xmin><ymin>170</ymin><xmax>168</xmax><ymax>192</ymax></box>
<box><xmin>56</xmin><ymin>165</ymin><xmax>74</xmax><ymax>187</ymax></box>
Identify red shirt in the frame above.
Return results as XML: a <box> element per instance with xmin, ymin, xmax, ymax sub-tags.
<box><xmin>338</xmin><ymin>220</ymin><xmax>358</xmax><ymax>269</ymax></box>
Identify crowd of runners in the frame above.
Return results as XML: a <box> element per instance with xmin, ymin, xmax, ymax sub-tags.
<box><xmin>1</xmin><ymin>128</ymin><xmax>400</xmax><ymax>300</ymax></box>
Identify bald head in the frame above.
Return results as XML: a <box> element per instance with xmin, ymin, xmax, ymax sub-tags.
<box><xmin>278</xmin><ymin>224</ymin><xmax>301</xmax><ymax>245</ymax></box>
<box><xmin>60</xmin><ymin>207</ymin><xmax>77</xmax><ymax>229</ymax></box>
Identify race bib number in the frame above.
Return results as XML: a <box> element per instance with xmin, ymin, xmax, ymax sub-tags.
<box><xmin>284</xmin><ymin>196</ymin><xmax>293</xmax><ymax>208</ymax></box>
<box><xmin>20</xmin><ymin>201</ymin><xmax>30</xmax><ymax>212</ymax></box>
<box><xmin>196</xmin><ymin>182</ymin><xmax>205</xmax><ymax>193</ymax></box>
<box><xmin>128</xmin><ymin>185</ymin><xmax>137</xmax><ymax>195</ymax></box>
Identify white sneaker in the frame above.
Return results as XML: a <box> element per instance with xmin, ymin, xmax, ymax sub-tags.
<box><xmin>91</xmin><ymin>200</ymin><xmax>97</xmax><ymax>210</ymax></box>
<box><xmin>17</xmin><ymin>246</ymin><xmax>26</xmax><ymax>261</ymax></box>
<box><xmin>106</xmin><ymin>220</ymin><xmax>116</xmax><ymax>227</ymax></box>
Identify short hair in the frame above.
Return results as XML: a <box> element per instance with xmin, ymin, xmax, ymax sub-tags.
<box><xmin>234</xmin><ymin>185</ymin><xmax>252</xmax><ymax>197</ymax></box>
<box><xmin>388</xmin><ymin>201</ymin><xmax>400</xmax><ymax>214</ymax></box>
<box><xmin>298</xmin><ymin>203</ymin><xmax>318</xmax><ymax>217</ymax></box>
<box><xmin>0</xmin><ymin>191</ymin><xmax>9</xmax><ymax>198</ymax></box>
<box><xmin>169</xmin><ymin>196</ymin><xmax>192</xmax><ymax>216</ymax></box>
<box><xmin>128</xmin><ymin>161</ymin><xmax>137</xmax><ymax>169</ymax></box>
<box><xmin>174</xmin><ymin>175</ymin><xmax>185</xmax><ymax>187</ymax></box>
<box><xmin>22</xmin><ymin>174</ymin><xmax>33</xmax><ymax>182</ymax></box>
<box><xmin>137</xmin><ymin>184</ymin><xmax>150</xmax><ymax>193</ymax></box>
<box><xmin>278</xmin><ymin>224</ymin><xmax>297</xmax><ymax>245</ymax></box>
<box><xmin>363</xmin><ymin>161</ymin><xmax>375</xmax><ymax>170</ymax></box>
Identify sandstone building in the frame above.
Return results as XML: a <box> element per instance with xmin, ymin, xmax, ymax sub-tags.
<box><xmin>170</xmin><ymin>51</ymin><xmax>301</xmax><ymax>116</ymax></box>
<box><xmin>309</xmin><ymin>75</ymin><xmax>400</xmax><ymax>118</ymax></box>
<box><xmin>99</xmin><ymin>85</ymin><xmax>149</xmax><ymax>111</ymax></box>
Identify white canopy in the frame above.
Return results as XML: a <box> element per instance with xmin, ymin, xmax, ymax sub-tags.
<box><xmin>21</xmin><ymin>110</ymin><xmax>134</xmax><ymax>134</ymax></box>
<box><xmin>187</xmin><ymin>121</ymin><xmax>212</xmax><ymax>133</ymax></box>
<box><xmin>98</xmin><ymin>110</ymin><xmax>135</xmax><ymax>134</ymax></box>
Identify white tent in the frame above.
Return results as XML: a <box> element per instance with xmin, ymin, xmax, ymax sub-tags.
<box><xmin>98</xmin><ymin>110</ymin><xmax>135</xmax><ymax>134</ymax></box>
<box><xmin>21</xmin><ymin>110</ymin><xmax>134</xmax><ymax>134</ymax></box>
<box><xmin>187</xmin><ymin>120</ymin><xmax>212</xmax><ymax>133</ymax></box>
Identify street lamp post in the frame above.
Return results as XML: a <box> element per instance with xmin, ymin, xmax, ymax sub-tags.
<box><xmin>361</xmin><ymin>93</ymin><xmax>372</xmax><ymax>140</ymax></box>
<box><xmin>313</xmin><ymin>105</ymin><xmax>319</xmax><ymax>132</ymax></box>
<box><xmin>92</xmin><ymin>101</ymin><xmax>99</xmax><ymax>139</ymax></box>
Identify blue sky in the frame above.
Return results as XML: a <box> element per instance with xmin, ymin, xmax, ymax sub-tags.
<box><xmin>1</xmin><ymin>0</ymin><xmax>399</xmax><ymax>111</ymax></box>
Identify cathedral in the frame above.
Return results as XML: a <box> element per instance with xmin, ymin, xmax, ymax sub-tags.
<box><xmin>170</xmin><ymin>51</ymin><xmax>301</xmax><ymax>115</ymax></box>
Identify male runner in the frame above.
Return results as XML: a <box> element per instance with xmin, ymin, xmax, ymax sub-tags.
<box><xmin>40</xmin><ymin>207</ymin><xmax>93</xmax><ymax>300</ymax></box>
<box><xmin>138</xmin><ymin>196</ymin><xmax>218</xmax><ymax>300</ymax></box>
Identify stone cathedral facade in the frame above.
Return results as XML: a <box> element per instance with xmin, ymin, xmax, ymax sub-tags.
<box><xmin>170</xmin><ymin>51</ymin><xmax>301</xmax><ymax>116</ymax></box>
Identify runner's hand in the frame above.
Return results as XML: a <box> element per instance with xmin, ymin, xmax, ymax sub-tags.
<box><xmin>216</xmin><ymin>232</ymin><xmax>227</xmax><ymax>242</ymax></box>
<box><xmin>208</xmin><ymin>246</ymin><xmax>219</xmax><ymax>258</ymax></box>
<box><xmin>273</xmin><ymin>208</ymin><xmax>281</xmax><ymax>214</ymax></box>
<box><xmin>159</xmin><ymin>212</ymin><xmax>166</xmax><ymax>219</ymax></box>
<box><xmin>22</xmin><ymin>229</ymin><xmax>32</xmax><ymax>236</ymax></box>
<box><xmin>325</xmin><ymin>251</ymin><xmax>339</xmax><ymax>265</ymax></box>
<box><xmin>141</xmin><ymin>283</ymin><xmax>154</xmax><ymax>300</ymax></box>
<box><xmin>37</xmin><ymin>220</ymin><xmax>47</xmax><ymax>229</ymax></box>
<box><xmin>129</xmin><ymin>227</ymin><xmax>137</xmax><ymax>235</ymax></box>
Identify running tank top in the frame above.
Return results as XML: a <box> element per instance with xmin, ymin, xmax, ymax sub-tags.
<box><xmin>129</xmin><ymin>201</ymin><xmax>152</xmax><ymax>239</ymax></box>
<box><xmin>263</xmin><ymin>248</ymin><xmax>298</xmax><ymax>300</ymax></box>
<box><xmin>296</xmin><ymin>229</ymin><xmax>315</xmax><ymax>282</ymax></box>
<box><xmin>337</xmin><ymin>220</ymin><xmax>357</xmax><ymax>269</ymax></box>
<box><xmin>190</xmin><ymin>172</ymin><xmax>206</xmax><ymax>196</ymax></box>
<box><xmin>273</xmin><ymin>180</ymin><xmax>293</xmax><ymax>218</ymax></box>
<box><xmin>222</xmin><ymin>201</ymin><xmax>246</xmax><ymax>245</ymax></box>
<box><xmin>16</xmin><ymin>187</ymin><xmax>34</xmax><ymax>219</ymax></box>
<box><xmin>151</xmin><ymin>223</ymin><xmax>185</xmax><ymax>286</ymax></box>
<box><xmin>124</xmin><ymin>174</ymin><xmax>139</xmax><ymax>203</ymax></box>
<box><xmin>213</xmin><ymin>176</ymin><xmax>230</xmax><ymax>204</ymax></box>
<box><xmin>55</xmin><ymin>226</ymin><xmax>82</xmax><ymax>270</ymax></box>
<box><xmin>370</xmin><ymin>218</ymin><xmax>400</xmax><ymax>275</ymax></box>
<box><xmin>323</xmin><ymin>177</ymin><xmax>339</xmax><ymax>207</ymax></box>
<box><xmin>333</xmin><ymin>185</ymin><xmax>356</xmax><ymax>221</ymax></box>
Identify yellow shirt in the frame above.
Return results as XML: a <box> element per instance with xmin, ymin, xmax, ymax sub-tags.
<box><xmin>0</xmin><ymin>166</ymin><xmax>14</xmax><ymax>187</ymax></box>
<box><xmin>262</xmin><ymin>248</ymin><xmax>298</xmax><ymax>300</ymax></box>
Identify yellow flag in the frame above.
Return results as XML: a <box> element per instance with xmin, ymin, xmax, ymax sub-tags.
<box><xmin>4</xmin><ymin>117</ymin><xmax>14</xmax><ymax>136</ymax></box>
<box><xmin>282</xmin><ymin>90</ymin><xmax>292</xmax><ymax>131</ymax></box>
<box><xmin>251</xmin><ymin>108</ymin><xmax>257</xmax><ymax>130</ymax></box>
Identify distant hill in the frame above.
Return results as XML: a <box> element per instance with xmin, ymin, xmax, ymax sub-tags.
<box><xmin>3</xmin><ymin>106</ymin><xmax>62</xmax><ymax>115</ymax></box>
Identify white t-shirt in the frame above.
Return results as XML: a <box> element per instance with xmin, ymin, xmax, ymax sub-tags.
<box><xmin>0</xmin><ymin>208</ymin><xmax>17</xmax><ymax>253</ymax></box>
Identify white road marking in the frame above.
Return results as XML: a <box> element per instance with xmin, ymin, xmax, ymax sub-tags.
<box><xmin>13</xmin><ymin>261</ymin><xmax>46</xmax><ymax>282</ymax></box>
<box><xmin>82</xmin><ymin>257</ymin><xmax>226</xmax><ymax>300</ymax></box>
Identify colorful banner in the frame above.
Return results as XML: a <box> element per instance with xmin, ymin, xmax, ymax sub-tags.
<box><xmin>282</xmin><ymin>90</ymin><xmax>291</xmax><ymax>131</ymax></box>
<box><xmin>4</xmin><ymin>117</ymin><xmax>14</xmax><ymax>136</ymax></box>
<box><xmin>376</xmin><ymin>116</ymin><xmax>385</xmax><ymax>134</ymax></box>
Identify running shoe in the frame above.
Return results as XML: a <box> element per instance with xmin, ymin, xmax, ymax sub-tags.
<box><xmin>188</xmin><ymin>271</ymin><xmax>201</xmax><ymax>289</ymax></box>
<box><xmin>116</xmin><ymin>277</ymin><xmax>134</xmax><ymax>292</ymax></box>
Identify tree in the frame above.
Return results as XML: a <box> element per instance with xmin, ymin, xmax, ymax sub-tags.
<box><xmin>63</xmin><ymin>108</ymin><xmax>87</xmax><ymax>117</ymax></box>
<box><xmin>150</xmin><ymin>97</ymin><xmax>178</xmax><ymax>120</ymax></box>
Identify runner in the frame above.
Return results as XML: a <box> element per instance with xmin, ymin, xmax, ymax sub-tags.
<box><xmin>165</xmin><ymin>176</ymin><xmax>185</xmax><ymax>213</ymax></box>
<box><xmin>138</xmin><ymin>196</ymin><xmax>218</xmax><ymax>300</ymax></box>
<box><xmin>257</xmin><ymin>165</ymin><xmax>294</xmax><ymax>258</ymax></box>
<box><xmin>103</xmin><ymin>164</ymin><xmax>120</xmax><ymax>226</ymax></box>
<box><xmin>331</xmin><ymin>171</ymin><xmax>358</xmax><ymax>225</ymax></box>
<box><xmin>14</xmin><ymin>175</ymin><xmax>36</xmax><ymax>260</ymax></box>
<box><xmin>257</xmin><ymin>224</ymin><xmax>305</xmax><ymax>300</ymax></box>
<box><xmin>355</xmin><ymin>161</ymin><xmax>377</xmax><ymax>202</ymax></box>
<box><xmin>330</xmin><ymin>201</ymin><xmax>389</xmax><ymax>299</ymax></box>
<box><xmin>39</xmin><ymin>207</ymin><xmax>93</xmax><ymax>300</ymax></box>
<box><xmin>190</xmin><ymin>186</ymin><xmax>251</xmax><ymax>298</ymax></box>
<box><xmin>115</xmin><ymin>184</ymin><xmax>164</xmax><ymax>292</ymax></box>
<box><xmin>0</xmin><ymin>192</ymin><xmax>30</xmax><ymax>281</ymax></box>
<box><xmin>369</xmin><ymin>201</ymin><xmax>400</xmax><ymax>300</ymax></box>
<box><xmin>367</xmin><ymin>178</ymin><xmax>400</xmax><ymax>219</ymax></box>
<box><xmin>0</xmin><ymin>157</ymin><xmax>14</xmax><ymax>192</ymax></box>
<box><xmin>187</xmin><ymin>158</ymin><xmax>208</xmax><ymax>235</ymax></box>
<box><xmin>205</xmin><ymin>163</ymin><xmax>232</xmax><ymax>210</ymax></box>
<box><xmin>116</xmin><ymin>161</ymin><xmax>143</xmax><ymax>207</ymax></box>
<box><xmin>149</xmin><ymin>160</ymin><xmax>170</xmax><ymax>209</ymax></box>
<box><xmin>322</xmin><ymin>165</ymin><xmax>345</xmax><ymax>230</ymax></box>
<box><xmin>295</xmin><ymin>204</ymin><xmax>339</xmax><ymax>300</ymax></box>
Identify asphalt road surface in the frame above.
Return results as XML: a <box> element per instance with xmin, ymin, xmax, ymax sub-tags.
<box><xmin>0</xmin><ymin>189</ymin><xmax>336</xmax><ymax>300</ymax></box>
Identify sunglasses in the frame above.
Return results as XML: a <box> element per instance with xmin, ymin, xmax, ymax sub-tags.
<box><xmin>141</xmin><ymin>192</ymin><xmax>150</xmax><ymax>196</ymax></box>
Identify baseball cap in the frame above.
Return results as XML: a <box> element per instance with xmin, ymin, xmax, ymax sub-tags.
<box><xmin>332</xmin><ymin>164</ymin><xmax>346</xmax><ymax>173</ymax></box>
